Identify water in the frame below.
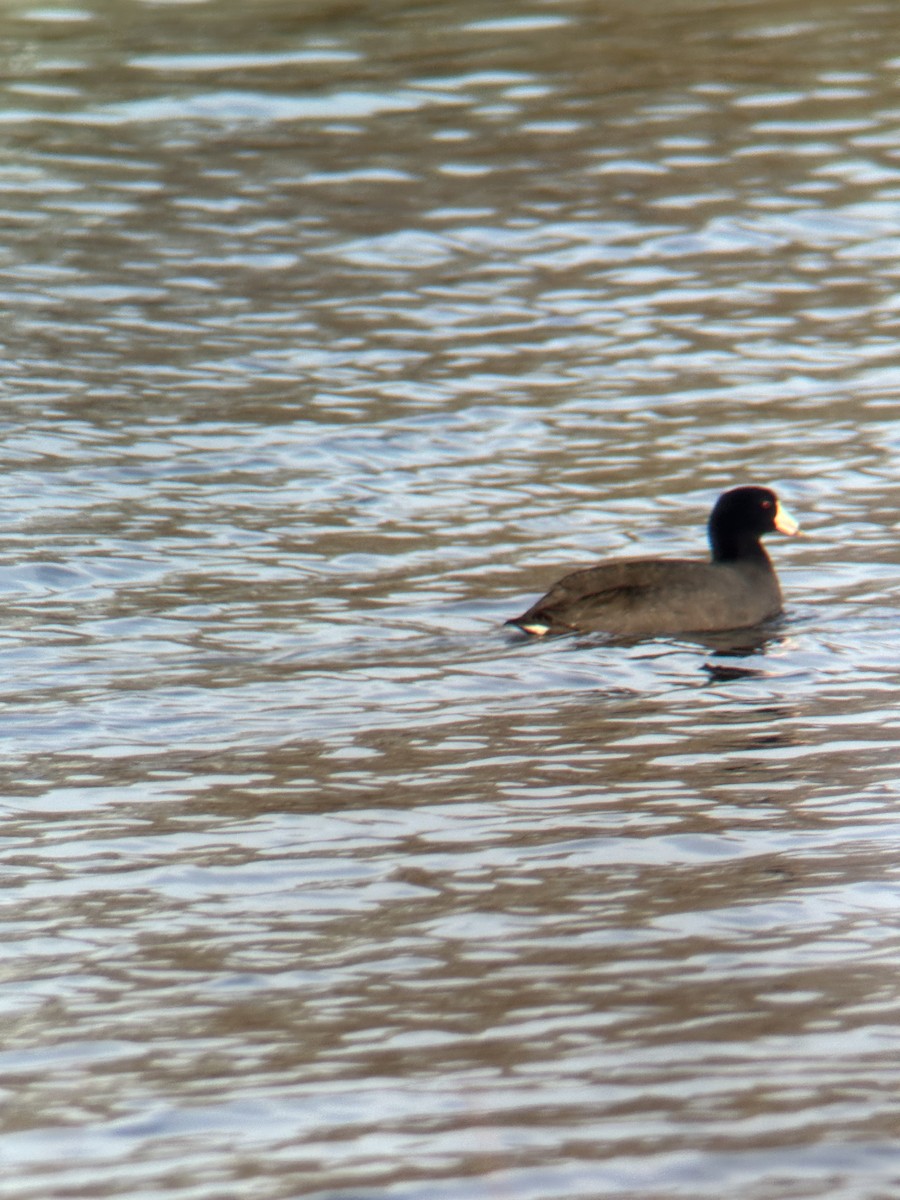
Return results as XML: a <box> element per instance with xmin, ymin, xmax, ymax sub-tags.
<box><xmin>2</xmin><ymin>0</ymin><xmax>900</xmax><ymax>1196</ymax></box>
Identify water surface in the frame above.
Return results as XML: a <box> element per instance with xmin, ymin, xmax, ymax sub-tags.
<box><xmin>2</xmin><ymin>1</ymin><xmax>900</xmax><ymax>1198</ymax></box>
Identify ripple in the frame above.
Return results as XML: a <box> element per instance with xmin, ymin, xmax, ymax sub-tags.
<box><xmin>0</xmin><ymin>87</ymin><xmax>463</xmax><ymax>127</ymax></box>
<box><xmin>131</xmin><ymin>48</ymin><xmax>361</xmax><ymax>71</ymax></box>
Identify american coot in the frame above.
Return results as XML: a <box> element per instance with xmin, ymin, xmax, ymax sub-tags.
<box><xmin>507</xmin><ymin>485</ymin><xmax>800</xmax><ymax>638</ymax></box>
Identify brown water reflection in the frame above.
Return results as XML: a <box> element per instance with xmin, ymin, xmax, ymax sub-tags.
<box><xmin>3</xmin><ymin>0</ymin><xmax>900</xmax><ymax>1198</ymax></box>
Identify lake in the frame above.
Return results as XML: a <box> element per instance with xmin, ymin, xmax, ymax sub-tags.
<box><xmin>2</xmin><ymin>1</ymin><xmax>900</xmax><ymax>1197</ymax></box>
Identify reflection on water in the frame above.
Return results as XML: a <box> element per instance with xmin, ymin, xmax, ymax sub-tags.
<box><xmin>2</xmin><ymin>0</ymin><xmax>900</xmax><ymax>1197</ymax></box>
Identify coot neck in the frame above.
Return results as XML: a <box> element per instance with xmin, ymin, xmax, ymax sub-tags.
<box><xmin>708</xmin><ymin>525</ymin><xmax>771</xmax><ymax>564</ymax></box>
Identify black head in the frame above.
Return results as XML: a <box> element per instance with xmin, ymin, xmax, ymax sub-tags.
<box><xmin>708</xmin><ymin>486</ymin><xmax>799</xmax><ymax>561</ymax></box>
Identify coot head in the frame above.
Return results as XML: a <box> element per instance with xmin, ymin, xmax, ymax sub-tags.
<box><xmin>708</xmin><ymin>486</ymin><xmax>799</xmax><ymax>561</ymax></box>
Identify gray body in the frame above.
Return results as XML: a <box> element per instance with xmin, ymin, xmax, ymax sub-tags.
<box><xmin>509</xmin><ymin>552</ymin><xmax>782</xmax><ymax>637</ymax></box>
